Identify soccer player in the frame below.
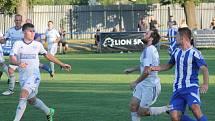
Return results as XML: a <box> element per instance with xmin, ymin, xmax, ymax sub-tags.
<box><xmin>167</xmin><ymin>22</ymin><xmax>178</xmax><ymax>55</ymax></box>
<box><xmin>2</xmin><ymin>14</ymin><xmax>24</xmax><ymax>96</ymax></box>
<box><xmin>12</xmin><ymin>23</ymin><xmax>71</xmax><ymax>121</ymax></box>
<box><xmin>0</xmin><ymin>32</ymin><xmax>10</xmax><ymax>81</ymax></box>
<box><xmin>149</xmin><ymin>27</ymin><xmax>209</xmax><ymax>121</ymax></box>
<box><xmin>45</xmin><ymin>21</ymin><xmax>60</xmax><ymax>77</ymax></box>
<box><xmin>124</xmin><ymin>30</ymin><xmax>169</xmax><ymax>121</ymax></box>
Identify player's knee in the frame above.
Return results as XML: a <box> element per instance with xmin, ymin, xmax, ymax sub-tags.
<box><xmin>130</xmin><ymin>101</ymin><xmax>138</xmax><ymax>112</ymax></box>
<box><xmin>138</xmin><ymin>108</ymin><xmax>150</xmax><ymax>116</ymax></box>
<box><xmin>28</xmin><ymin>98</ymin><xmax>36</xmax><ymax>105</ymax></box>
<box><xmin>171</xmin><ymin>113</ymin><xmax>180</xmax><ymax>121</ymax></box>
<box><xmin>190</xmin><ymin>104</ymin><xmax>202</xmax><ymax>119</ymax></box>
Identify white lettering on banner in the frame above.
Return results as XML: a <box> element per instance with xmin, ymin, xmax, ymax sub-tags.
<box><xmin>103</xmin><ymin>37</ymin><xmax>143</xmax><ymax>47</ymax></box>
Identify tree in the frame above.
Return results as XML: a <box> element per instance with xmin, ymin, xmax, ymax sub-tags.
<box><xmin>0</xmin><ymin>0</ymin><xmax>18</xmax><ymax>15</ymax></box>
<box><xmin>16</xmin><ymin>0</ymin><xmax>28</xmax><ymax>22</ymax></box>
<box><xmin>160</xmin><ymin>0</ymin><xmax>201</xmax><ymax>29</ymax></box>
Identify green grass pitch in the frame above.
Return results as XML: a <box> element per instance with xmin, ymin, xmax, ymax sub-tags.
<box><xmin>0</xmin><ymin>49</ymin><xmax>214</xmax><ymax>121</ymax></box>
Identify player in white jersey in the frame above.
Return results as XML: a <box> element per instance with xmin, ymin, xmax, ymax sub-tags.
<box><xmin>149</xmin><ymin>27</ymin><xmax>209</xmax><ymax>121</ymax></box>
<box><xmin>45</xmin><ymin>21</ymin><xmax>60</xmax><ymax>76</ymax></box>
<box><xmin>12</xmin><ymin>23</ymin><xmax>71</xmax><ymax>121</ymax></box>
<box><xmin>124</xmin><ymin>30</ymin><xmax>169</xmax><ymax>121</ymax></box>
<box><xmin>2</xmin><ymin>14</ymin><xmax>23</xmax><ymax>96</ymax></box>
<box><xmin>0</xmin><ymin>32</ymin><xmax>10</xmax><ymax>81</ymax></box>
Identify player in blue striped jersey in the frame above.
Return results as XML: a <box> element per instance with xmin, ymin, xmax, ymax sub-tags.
<box><xmin>149</xmin><ymin>27</ymin><xmax>209</xmax><ymax>121</ymax></box>
<box><xmin>167</xmin><ymin>23</ymin><xmax>178</xmax><ymax>55</ymax></box>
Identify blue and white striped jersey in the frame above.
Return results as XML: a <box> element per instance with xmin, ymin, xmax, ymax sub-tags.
<box><xmin>168</xmin><ymin>47</ymin><xmax>207</xmax><ymax>92</ymax></box>
<box><xmin>167</xmin><ymin>27</ymin><xmax>178</xmax><ymax>55</ymax></box>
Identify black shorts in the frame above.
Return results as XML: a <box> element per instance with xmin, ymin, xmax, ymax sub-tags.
<box><xmin>58</xmin><ymin>41</ymin><xmax>67</xmax><ymax>46</ymax></box>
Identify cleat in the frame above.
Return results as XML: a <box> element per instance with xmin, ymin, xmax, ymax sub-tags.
<box><xmin>2</xmin><ymin>90</ymin><xmax>14</xmax><ymax>96</ymax></box>
<box><xmin>165</xmin><ymin>105</ymin><xmax>171</xmax><ymax>114</ymax></box>
<box><xmin>49</xmin><ymin>71</ymin><xmax>54</xmax><ymax>78</ymax></box>
<box><xmin>47</xmin><ymin>108</ymin><xmax>55</xmax><ymax>121</ymax></box>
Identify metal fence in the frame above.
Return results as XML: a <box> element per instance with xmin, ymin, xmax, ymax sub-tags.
<box><xmin>1</xmin><ymin>3</ymin><xmax>215</xmax><ymax>39</ymax></box>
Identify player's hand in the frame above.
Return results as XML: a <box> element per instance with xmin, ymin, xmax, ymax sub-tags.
<box><xmin>19</xmin><ymin>62</ymin><xmax>28</xmax><ymax>68</ymax></box>
<box><xmin>130</xmin><ymin>81</ymin><xmax>137</xmax><ymax>90</ymax></box>
<box><xmin>144</xmin><ymin>67</ymin><xmax>152</xmax><ymax>75</ymax></box>
<box><xmin>124</xmin><ymin>68</ymin><xmax>133</xmax><ymax>74</ymax></box>
<box><xmin>200</xmin><ymin>83</ymin><xmax>208</xmax><ymax>94</ymax></box>
<box><xmin>61</xmin><ymin>64</ymin><xmax>72</xmax><ymax>71</ymax></box>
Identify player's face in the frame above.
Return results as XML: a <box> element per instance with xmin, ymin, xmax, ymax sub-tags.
<box><xmin>176</xmin><ymin>33</ymin><xmax>182</xmax><ymax>46</ymax></box>
<box><xmin>48</xmin><ymin>22</ymin><xmax>53</xmax><ymax>29</ymax></box>
<box><xmin>142</xmin><ymin>31</ymin><xmax>152</xmax><ymax>44</ymax></box>
<box><xmin>24</xmin><ymin>28</ymin><xmax>35</xmax><ymax>41</ymax></box>
<box><xmin>14</xmin><ymin>16</ymin><xmax>22</xmax><ymax>27</ymax></box>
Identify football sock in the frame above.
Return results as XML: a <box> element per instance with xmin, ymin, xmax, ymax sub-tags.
<box><xmin>50</xmin><ymin>62</ymin><xmax>54</xmax><ymax>73</ymax></box>
<box><xmin>9</xmin><ymin>73</ymin><xmax>15</xmax><ymax>91</ymax></box>
<box><xmin>33</xmin><ymin>98</ymin><xmax>50</xmax><ymax>115</ymax></box>
<box><xmin>149</xmin><ymin>106</ymin><xmax>168</xmax><ymax>115</ymax></box>
<box><xmin>131</xmin><ymin>112</ymin><xmax>140</xmax><ymax>121</ymax></box>
<box><xmin>198</xmin><ymin>115</ymin><xmax>207</xmax><ymax>121</ymax></box>
<box><xmin>3</xmin><ymin>64</ymin><xmax>9</xmax><ymax>77</ymax></box>
<box><xmin>13</xmin><ymin>98</ymin><xmax>27</xmax><ymax>121</ymax></box>
<box><xmin>181</xmin><ymin>114</ymin><xmax>196</xmax><ymax>121</ymax></box>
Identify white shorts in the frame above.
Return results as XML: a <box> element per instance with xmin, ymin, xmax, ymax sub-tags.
<box><xmin>48</xmin><ymin>45</ymin><xmax>57</xmax><ymax>55</ymax></box>
<box><xmin>20</xmin><ymin>76</ymin><xmax>40</xmax><ymax>99</ymax></box>
<box><xmin>133</xmin><ymin>82</ymin><xmax>161</xmax><ymax>108</ymax></box>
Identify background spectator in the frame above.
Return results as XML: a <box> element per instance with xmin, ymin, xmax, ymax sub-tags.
<box><xmin>137</xmin><ymin>17</ymin><xmax>147</xmax><ymax>31</ymax></box>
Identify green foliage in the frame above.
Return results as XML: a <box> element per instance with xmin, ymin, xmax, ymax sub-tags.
<box><xmin>0</xmin><ymin>0</ymin><xmax>18</xmax><ymax>15</ymax></box>
<box><xmin>160</xmin><ymin>0</ymin><xmax>202</xmax><ymax>6</ymax></box>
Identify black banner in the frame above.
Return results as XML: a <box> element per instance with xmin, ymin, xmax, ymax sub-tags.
<box><xmin>99</xmin><ymin>31</ymin><xmax>145</xmax><ymax>52</ymax></box>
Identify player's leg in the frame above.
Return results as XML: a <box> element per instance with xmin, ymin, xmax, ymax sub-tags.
<box><xmin>130</xmin><ymin>84</ymin><xmax>141</xmax><ymax>121</ymax></box>
<box><xmin>13</xmin><ymin>89</ymin><xmax>29</xmax><ymax>121</ymax></box>
<box><xmin>49</xmin><ymin>46</ymin><xmax>57</xmax><ymax>75</ymax></box>
<box><xmin>58</xmin><ymin>41</ymin><xmax>62</xmax><ymax>54</ymax></box>
<box><xmin>186</xmin><ymin>88</ymin><xmax>207</xmax><ymax>121</ymax></box>
<box><xmin>39</xmin><ymin>63</ymin><xmax>53</xmax><ymax>77</ymax></box>
<box><xmin>130</xmin><ymin>97</ymin><xmax>140</xmax><ymax>121</ymax></box>
<box><xmin>2</xmin><ymin>65</ymin><xmax>16</xmax><ymax>95</ymax></box>
<box><xmin>169</xmin><ymin>93</ymin><xmax>187</xmax><ymax>121</ymax></box>
<box><xmin>138</xmin><ymin>84</ymin><xmax>169</xmax><ymax>116</ymax></box>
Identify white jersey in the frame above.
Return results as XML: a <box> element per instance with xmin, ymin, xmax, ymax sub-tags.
<box><xmin>4</xmin><ymin>26</ymin><xmax>23</xmax><ymax>46</ymax></box>
<box><xmin>0</xmin><ymin>32</ymin><xmax>4</xmax><ymax>62</ymax></box>
<box><xmin>139</xmin><ymin>45</ymin><xmax>160</xmax><ymax>86</ymax></box>
<box><xmin>45</xmin><ymin>28</ymin><xmax>60</xmax><ymax>49</ymax></box>
<box><xmin>10</xmin><ymin>40</ymin><xmax>47</xmax><ymax>88</ymax></box>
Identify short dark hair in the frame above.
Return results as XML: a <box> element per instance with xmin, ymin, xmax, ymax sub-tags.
<box><xmin>48</xmin><ymin>20</ymin><xmax>53</xmax><ymax>23</ymax></box>
<box><xmin>22</xmin><ymin>23</ymin><xmax>34</xmax><ymax>31</ymax></box>
<box><xmin>151</xmin><ymin>30</ymin><xmax>160</xmax><ymax>45</ymax></box>
<box><xmin>178</xmin><ymin>27</ymin><xmax>192</xmax><ymax>41</ymax></box>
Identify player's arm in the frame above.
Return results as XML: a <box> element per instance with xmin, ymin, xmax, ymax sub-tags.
<box><xmin>151</xmin><ymin>63</ymin><xmax>174</xmax><ymax>72</ymax></box>
<box><xmin>123</xmin><ymin>65</ymin><xmax>140</xmax><ymax>74</ymax></box>
<box><xmin>44</xmin><ymin>53</ymin><xmax>71</xmax><ymax>71</ymax></box>
<box><xmin>200</xmin><ymin>65</ymin><xmax>209</xmax><ymax>93</ymax></box>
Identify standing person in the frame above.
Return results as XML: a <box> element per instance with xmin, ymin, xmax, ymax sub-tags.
<box><xmin>12</xmin><ymin>23</ymin><xmax>71</xmax><ymax>121</ymax></box>
<box><xmin>149</xmin><ymin>15</ymin><xmax>160</xmax><ymax>31</ymax></box>
<box><xmin>167</xmin><ymin>22</ymin><xmax>178</xmax><ymax>55</ymax></box>
<box><xmin>210</xmin><ymin>17</ymin><xmax>215</xmax><ymax>30</ymax></box>
<box><xmin>124</xmin><ymin>30</ymin><xmax>169</xmax><ymax>121</ymax></box>
<box><xmin>137</xmin><ymin>17</ymin><xmax>148</xmax><ymax>31</ymax></box>
<box><xmin>167</xmin><ymin>15</ymin><xmax>177</xmax><ymax>28</ymax></box>
<box><xmin>149</xmin><ymin>27</ymin><xmax>209</xmax><ymax>121</ymax></box>
<box><xmin>58</xmin><ymin>27</ymin><xmax>68</xmax><ymax>54</ymax></box>
<box><xmin>94</xmin><ymin>28</ymin><xmax>100</xmax><ymax>53</ymax></box>
<box><xmin>0</xmin><ymin>32</ymin><xmax>10</xmax><ymax>81</ymax></box>
<box><xmin>45</xmin><ymin>21</ymin><xmax>60</xmax><ymax>76</ymax></box>
<box><xmin>2</xmin><ymin>14</ymin><xmax>24</xmax><ymax>96</ymax></box>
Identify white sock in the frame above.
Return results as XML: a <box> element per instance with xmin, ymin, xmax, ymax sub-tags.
<box><xmin>131</xmin><ymin>112</ymin><xmax>140</xmax><ymax>121</ymax></box>
<box><xmin>3</xmin><ymin>64</ymin><xmax>9</xmax><ymax>77</ymax></box>
<box><xmin>13</xmin><ymin>98</ymin><xmax>27</xmax><ymax>121</ymax></box>
<box><xmin>33</xmin><ymin>98</ymin><xmax>50</xmax><ymax>115</ymax></box>
<box><xmin>50</xmin><ymin>62</ymin><xmax>54</xmax><ymax>73</ymax></box>
<box><xmin>9</xmin><ymin>74</ymin><xmax>16</xmax><ymax>91</ymax></box>
<box><xmin>149</xmin><ymin>106</ymin><xmax>168</xmax><ymax>115</ymax></box>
